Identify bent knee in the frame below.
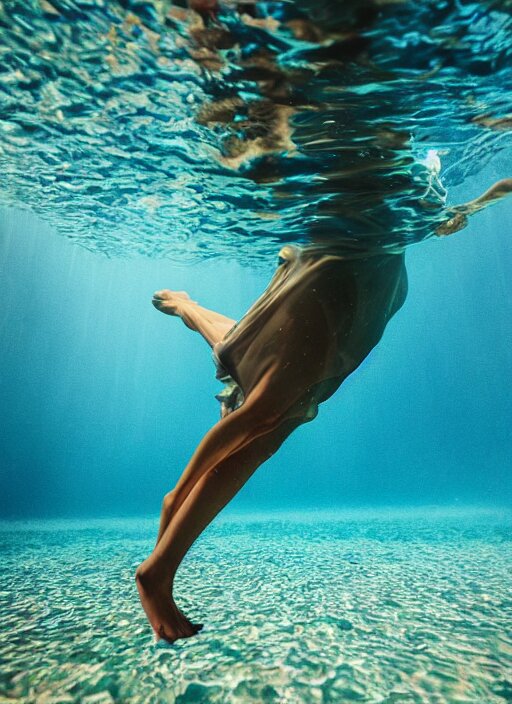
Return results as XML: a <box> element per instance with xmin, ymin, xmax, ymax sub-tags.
<box><xmin>162</xmin><ymin>490</ymin><xmax>175</xmax><ymax>513</ymax></box>
<box><xmin>490</xmin><ymin>178</ymin><xmax>512</xmax><ymax>196</ymax></box>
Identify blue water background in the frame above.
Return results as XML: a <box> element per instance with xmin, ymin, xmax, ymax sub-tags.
<box><xmin>1</xmin><ymin>158</ymin><xmax>511</xmax><ymax>519</ymax></box>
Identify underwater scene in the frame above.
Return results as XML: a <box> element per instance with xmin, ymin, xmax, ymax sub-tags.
<box><xmin>1</xmin><ymin>0</ymin><xmax>511</xmax><ymax>702</ymax></box>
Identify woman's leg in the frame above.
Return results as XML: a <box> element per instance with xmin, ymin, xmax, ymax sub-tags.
<box><xmin>136</xmin><ymin>383</ymin><xmax>308</xmax><ymax>643</ymax></box>
<box><xmin>151</xmin><ymin>289</ymin><xmax>238</xmax><ymax>551</ymax></box>
<box><xmin>152</xmin><ymin>289</ymin><xmax>236</xmax><ymax>347</ymax></box>
<box><xmin>143</xmin><ymin>259</ymin><xmax>363</xmax><ymax>639</ymax></box>
<box><xmin>146</xmin><ymin>375</ymin><xmax>295</xmax><ymax>639</ymax></box>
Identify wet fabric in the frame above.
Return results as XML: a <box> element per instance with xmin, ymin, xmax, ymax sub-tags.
<box><xmin>214</xmin><ymin>243</ymin><xmax>408</xmax><ymax>423</ymax></box>
<box><xmin>213</xmin><ymin>348</ymin><xmax>245</xmax><ymax>418</ymax></box>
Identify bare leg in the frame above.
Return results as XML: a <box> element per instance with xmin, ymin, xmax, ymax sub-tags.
<box><xmin>436</xmin><ymin>177</ymin><xmax>512</xmax><ymax>235</ymax></box>
<box><xmin>152</xmin><ymin>289</ymin><xmax>236</xmax><ymax>347</ymax></box>
<box><xmin>152</xmin><ymin>288</ymin><xmax>238</xmax><ymax>547</ymax></box>
<box><xmin>136</xmin><ymin>384</ymin><xmax>306</xmax><ymax>643</ymax></box>
<box><xmin>154</xmin><ymin>370</ymin><xmax>276</xmax><ymax>551</ymax></box>
<box><xmin>140</xmin><ymin>255</ymin><xmax>385</xmax><ymax>642</ymax></box>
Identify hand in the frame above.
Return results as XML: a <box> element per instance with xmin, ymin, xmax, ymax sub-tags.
<box><xmin>435</xmin><ymin>211</ymin><xmax>468</xmax><ymax>236</ymax></box>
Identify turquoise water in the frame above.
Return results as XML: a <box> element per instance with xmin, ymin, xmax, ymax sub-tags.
<box><xmin>1</xmin><ymin>1</ymin><xmax>512</xmax><ymax>701</ymax></box>
<box><xmin>1</xmin><ymin>0</ymin><xmax>511</xmax><ymax>258</ymax></box>
<box><xmin>2</xmin><ymin>509</ymin><xmax>511</xmax><ymax>703</ymax></box>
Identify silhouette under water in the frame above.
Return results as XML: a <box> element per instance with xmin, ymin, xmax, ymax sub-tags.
<box><xmin>1</xmin><ymin>0</ymin><xmax>511</xmax><ymax>644</ymax></box>
<box><xmin>130</xmin><ymin>2</ymin><xmax>512</xmax><ymax>642</ymax></box>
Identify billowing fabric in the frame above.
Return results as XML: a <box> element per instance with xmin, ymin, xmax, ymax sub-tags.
<box><xmin>213</xmin><ymin>354</ymin><xmax>245</xmax><ymax>418</ymax></box>
<box><xmin>213</xmin><ymin>243</ymin><xmax>407</xmax><ymax>422</ymax></box>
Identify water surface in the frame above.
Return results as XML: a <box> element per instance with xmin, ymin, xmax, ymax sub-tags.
<box><xmin>1</xmin><ymin>0</ymin><xmax>511</xmax><ymax>260</ymax></box>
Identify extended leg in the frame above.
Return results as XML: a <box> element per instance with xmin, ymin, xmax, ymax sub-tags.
<box><xmin>152</xmin><ymin>289</ymin><xmax>236</xmax><ymax>348</ymax></box>
<box><xmin>146</xmin><ymin>374</ymin><xmax>296</xmax><ymax>638</ymax></box>
<box><xmin>436</xmin><ymin>177</ymin><xmax>512</xmax><ymax>235</ymax></box>
<box><xmin>152</xmin><ymin>289</ymin><xmax>237</xmax><ymax>547</ymax></box>
<box><xmin>136</xmin><ymin>394</ymin><xmax>304</xmax><ymax>643</ymax></box>
<box><xmin>154</xmin><ymin>368</ymin><xmax>297</xmax><ymax>551</ymax></box>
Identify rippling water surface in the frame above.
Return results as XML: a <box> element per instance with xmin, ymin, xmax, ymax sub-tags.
<box><xmin>1</xmin><ymin>509</ymin><xmax>511</xmax><ymax>703</ymax></box>
<box><xmin>1</xmin><ymin>0</ymin><xmax>511</xmax><ymax>260</ymax></box>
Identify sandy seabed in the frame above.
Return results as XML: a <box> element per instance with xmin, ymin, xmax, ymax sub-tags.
<box><xmin>1</xmin><ymin>507</ymin><xmax>511</xmax><ymax>703</ymax></box>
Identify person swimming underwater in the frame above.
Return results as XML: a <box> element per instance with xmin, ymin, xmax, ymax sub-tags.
<box><xmin>135</xmin><ymin>176</ymin><xmax>512</xmax><ymax>643</ymax></box>
<box><xmin>135</xmin><ymin>0</ymin><xmax>512</xmax><ymax>642</ymax></box>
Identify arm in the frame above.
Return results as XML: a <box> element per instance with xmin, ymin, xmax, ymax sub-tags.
<box><xmin>436</xmin><ymin>178</ymin><xmax>512</xmax><ymax>236</ymax></box>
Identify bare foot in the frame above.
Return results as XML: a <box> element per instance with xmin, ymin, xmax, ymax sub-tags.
<box><xmin>152</xmin><ymin>290</ymin><xmax>197</xmax><ymax>316</ymax></box>
<box><xmin>135</xmin><ymin>564</ymin><xmax>203</xmax><ymax>642</ymax></box>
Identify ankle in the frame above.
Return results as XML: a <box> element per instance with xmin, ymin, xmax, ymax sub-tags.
<box><xmin>135</xmin><ymin>559</ymin><xmax>173</xmax><ymax>590</ymax></box>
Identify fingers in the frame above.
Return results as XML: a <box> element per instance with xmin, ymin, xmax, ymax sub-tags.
<box><xmin>435</xmin><ymin>212</ymin><xmax>468</xmax><ymax>236</ymax></box>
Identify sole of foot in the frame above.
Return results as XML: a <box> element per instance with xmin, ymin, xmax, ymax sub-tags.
<box><xmin>152</xmin><ymin>290</ymin><xmax>197</xmax><ymax>316</ymax></box>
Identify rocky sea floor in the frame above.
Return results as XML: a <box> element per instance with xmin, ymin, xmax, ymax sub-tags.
<box><xmin>1</xmin><ymin>508</ymin><xmax>511</xmax><ymax>704</ymax></box>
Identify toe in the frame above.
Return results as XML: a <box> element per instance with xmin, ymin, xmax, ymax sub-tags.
<box><xmin>152</xmin><ymin>289</ymin><xmax>170</xmax><ymax>300</ymax></box>
<box><xmin>157</xmin><ymin>624</ymin><xmax>177</xmax><ymax>643</ymax></box>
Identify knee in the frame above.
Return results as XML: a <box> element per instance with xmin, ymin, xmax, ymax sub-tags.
<box><xmin>162</xmin><ymin>490</ymin><xmax>176</xmax><ymax>514</ymax></box>
<box><xmin>495</xmin><ymin>179</ymin><xmax>512</xmax><ymax>200</ymax></box>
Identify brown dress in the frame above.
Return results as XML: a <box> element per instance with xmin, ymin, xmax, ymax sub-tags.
<box><xmin>213</xmin><ymin>244</ymin><xmax>408</xmax><ymax>423</ymax></box>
